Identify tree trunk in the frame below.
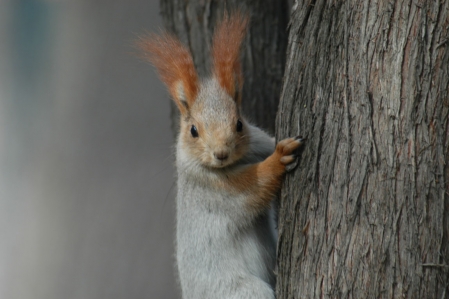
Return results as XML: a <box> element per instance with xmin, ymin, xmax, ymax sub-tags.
<box><xmin>276</xmin><ymin>1</ymin><xmax>449</xmax><ymax>298</ymax></box>
<box><xmin>160</xmin><ymin>0</ymin><xmax>289</xmax><ymax>134</ymax></box>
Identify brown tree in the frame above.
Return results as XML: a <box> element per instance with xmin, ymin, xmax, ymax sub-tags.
<box><xmin>159</xmin><ymin>0</ymin><xmax>289</xmax><ymax>133</ymax></box>
<box><xmin>276</xmin><ymin>1</ymin><xmax>449</xmax><ymax>298</ymax></box>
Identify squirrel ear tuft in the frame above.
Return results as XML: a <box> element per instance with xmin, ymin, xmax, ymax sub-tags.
<box><xmin>212</xmin><ymin>11</ymin><xmax>249</xmax><ymax>106</ymax></box>
<box><xmin>138</xmin><ymin>33</ymin><xmax>198</xmax><ymax>115</ymax></box>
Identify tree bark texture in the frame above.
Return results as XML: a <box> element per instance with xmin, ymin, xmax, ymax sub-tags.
<box><xmin>276</xmin><ymin>1</ymin><xmax>449</xmax><ymax>298</ymax></box>
<box><xmin>160</xmin><ymin>0</ymin><xmax>289</xmax><ymax>134</ymax></box>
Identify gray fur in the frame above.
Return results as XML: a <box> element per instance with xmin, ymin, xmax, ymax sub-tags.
<box><xmin>176</xmin><ymin>118</ymin><xmax>277</xmax><ymax>299</ymax></box>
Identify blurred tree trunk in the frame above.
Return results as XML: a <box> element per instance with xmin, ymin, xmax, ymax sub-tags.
<box><xmin>276</xmin><ymin>1</ymin><xmax>449</xmax><ymax>298</ymax></box>
<box><xmin>160</xmin><ymin>0</ymin><xmax>289</xmax><ymax>134</ymax></box>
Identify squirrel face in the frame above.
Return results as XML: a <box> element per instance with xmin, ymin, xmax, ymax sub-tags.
<box><xmin>139</xmin><ymin>12</ymin><xmax>250</xmax><ymax>169</ymax></box>
<box><xmin>180</xmin><ymin>79</ymin><xmax>249</xmax><ymax>168</ymax></box>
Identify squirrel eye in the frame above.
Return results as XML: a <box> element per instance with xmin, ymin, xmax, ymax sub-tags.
<box><xmin>190</xmin><ymin>125</ymin><xmax>199</xmax><ymax>138</ymax></box>
<box><xmin>236</xmin><ymin>119</ymin><xmax>243</xmax><ymax>132</ymax></box>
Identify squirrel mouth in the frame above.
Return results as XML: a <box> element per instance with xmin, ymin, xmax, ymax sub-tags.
<box><xmin>209</xmin><ymin>159</ymin><xmax>231</xmax><ymax>168</ymax></box>
<box><xmin>215</xmin><ymin>161</ymin><xmax>228</xmax><ymax>168</ymax></box>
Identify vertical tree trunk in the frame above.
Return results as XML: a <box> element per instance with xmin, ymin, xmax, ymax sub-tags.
<box><xmin>160</xmin><ymin>0</ymin><xmax>289</xmax><ymax>134</ymax></box>
<box><xmin>276</xmin><ymin>1</ymin><xmax>449</xmax><ymax>298</ymax></box>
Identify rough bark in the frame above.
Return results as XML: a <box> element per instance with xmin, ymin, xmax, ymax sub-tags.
<box><xmin>160</xmin><ymin>0</ymin><xmax>289</xmax><ymax>134</ymax></box>
<box><xmin>276</xmin><ymin>0</ymin><xmax>449</xmax><ymax>298</ymax></box>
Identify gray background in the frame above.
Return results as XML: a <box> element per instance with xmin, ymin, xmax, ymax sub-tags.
<box><xmin>0</xmin><ymin>0</ymin><xmax>177</xmax><ymax>298</ymax></box>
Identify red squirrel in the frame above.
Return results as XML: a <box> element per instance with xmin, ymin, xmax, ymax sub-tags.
<box><xmin>139</xmin><ymin>11</ymin><xmax>303</xmax><ymax>299</ymax></box>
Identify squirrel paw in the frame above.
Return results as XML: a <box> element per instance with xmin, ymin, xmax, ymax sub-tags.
<box><xmin>276</xmin><ymin>136</ymin><xmax>304</xmax><ymax>169</ymax></box>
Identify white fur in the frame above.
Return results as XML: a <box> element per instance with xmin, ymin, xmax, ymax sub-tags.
<box><xmin>176</xmin><ymin>123</ymin><xmax>277</xmax><ymax>299</ymax></box>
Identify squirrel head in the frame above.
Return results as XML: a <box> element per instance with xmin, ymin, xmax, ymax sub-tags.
<box><xmin>140</xmin><ymin>12</ymin><xmax>249</xmax><ymax>168</ymax></box>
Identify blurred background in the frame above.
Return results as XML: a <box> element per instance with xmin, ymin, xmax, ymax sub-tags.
<box><xmin>0</xmin><ymin>0</ymin><xmax>178</xmax><ymax>298</ymax></box>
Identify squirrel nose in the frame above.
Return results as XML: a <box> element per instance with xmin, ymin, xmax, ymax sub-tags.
<box><xmin>214</xmin><ymin>151</ymin><xmax>229</xmax><ymax>161</ymax></box>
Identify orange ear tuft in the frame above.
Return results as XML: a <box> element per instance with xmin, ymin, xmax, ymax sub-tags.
<box><xmin>212</xmin><ymin>12</ymin><xmax>249</xmax><ymax>105</ymax></box>
<box><xmin>138</xmin><ymin>33</ymin><xmax>198</xmax><ymax>114</ymax></box>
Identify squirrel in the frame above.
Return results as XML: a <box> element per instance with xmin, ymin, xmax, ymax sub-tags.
<box><xmin>139</xmin><ymin>11</ymin><xmax>304</xmax><ymax>299</ymax></box>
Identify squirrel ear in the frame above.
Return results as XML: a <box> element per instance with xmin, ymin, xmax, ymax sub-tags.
<box><xmin>173</xmin><ymin>80</ymin><xmax>190</xmax><ymax>110</ymax></box>
<box><xmin>138</xmin><ymin>33</ymin><xmax>198</xmax><ymax>115</ymax></box>
<box><xmin>212</xmin><ymin>11</ymin><xmax>248</xmax><ymax>106</ymax></box>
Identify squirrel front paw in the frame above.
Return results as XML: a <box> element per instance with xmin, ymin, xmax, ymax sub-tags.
<box><xmin>240</xmin><ymin>135</ymin><xmax>305</xmax><ymax>210</ymax></box>
<box><xmin>275</xmin><ymin>136</ymin><xmax>304</xmax><ymax>166</ymax></box>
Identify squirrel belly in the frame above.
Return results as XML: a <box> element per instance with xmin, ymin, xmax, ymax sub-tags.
<box><xmin>176</xmin><ymin>124</ymin><xmax>277</xmax><ymax>299</ymax></box>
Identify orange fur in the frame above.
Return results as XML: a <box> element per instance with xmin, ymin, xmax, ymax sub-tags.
<box><xmin>218</xmin><ymin>137</ymin><xmax>303</xmax><ymax>214</ymax></box>
<box><xmin>212</xmin><ymin>12</ymin><xmax>249</xmax><ymax>105</ymax></box>
<box><xmin>239</xmin><ymin>155</ymin><xmax>286</xmax><ymax>213</ymax></box>
<box><xmin>138</xmin><ymin>33</ymin><xmax>198</xmax><ymax>114</ymax></box>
